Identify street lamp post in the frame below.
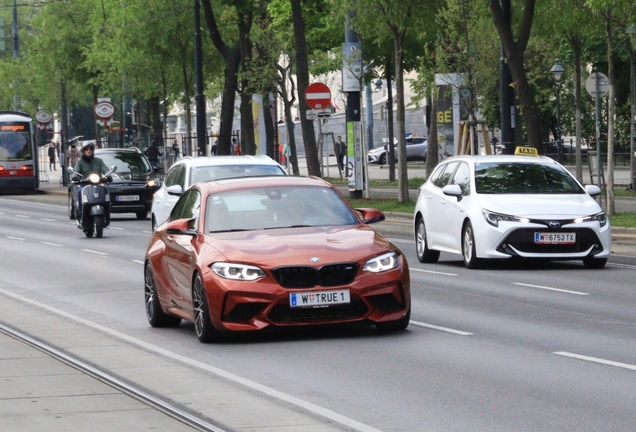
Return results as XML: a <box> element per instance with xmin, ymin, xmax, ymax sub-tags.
<box><xmin>550</xmin><ymin>59</ymin><xmax>565</xmax><ymax>163</ymax></box>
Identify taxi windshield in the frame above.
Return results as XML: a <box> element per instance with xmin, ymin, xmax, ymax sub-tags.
<box><xmin>475</xmin><ymin>162</ymin><xmax>584</xmax><ymax>194</ymax></box>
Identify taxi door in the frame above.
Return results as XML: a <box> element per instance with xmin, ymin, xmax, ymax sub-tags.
<box><xmin>438</xmin><ymin>162</ymin><xmax>471</xmax><ymax>252</ymax></box>
<box><xmin>426</xmin><ymin>161</ymin><xmax>459</xmax><ymax>247</ymax></box>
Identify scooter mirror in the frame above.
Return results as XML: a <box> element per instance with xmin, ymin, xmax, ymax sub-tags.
<box><xmin>67</xmin><ymin>166</ymin><xmax>75</xmax><ymax>174</ymax></box>
<box><xmin>110</xmin><ymin>165</ymin><xmax>117</xmax><ymax>173</ymax></box>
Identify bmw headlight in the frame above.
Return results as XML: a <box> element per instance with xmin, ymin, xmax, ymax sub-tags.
<box><xmin>482</xmin><ymin>210</ymin><xmax>529</xmax><ymax>227</ymax></box>
<box><xmin>211</xmin><ymin>262</ymin><xmax>267</xmax><ymax>281</ymax></box>
<box><xmin>363</xmin><ymin>251</ymin><xmax>399</xmax><ymax>273</ymax></box>
<box><xmin>575</xmin><ymin>212</ymin><xmax>607</xmax><ymax>227</ymax></box>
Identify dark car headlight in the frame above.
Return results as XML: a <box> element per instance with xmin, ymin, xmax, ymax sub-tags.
<box><xmin>147</xmin><ymin>179</ymin><xmax>160</xmax><ymax>188</ymax></box>
<box><xmin>211</xmin><ymin>262</ymin><xmax>267</xmax><ymax>281</ymax></box>
<box><xmin>576</xmin><ymin>212</ymin><xmax>607</xmax><ymax>227</ymax></box>
<box><xmin>482</xmin><ymin>210</ymin><xmax>529</xmax><ymax>227</ymax></box>
<box><xmin>363</xmin><ymin>251</ymin><xmax>399</xmax><ymax>273</ymax></box>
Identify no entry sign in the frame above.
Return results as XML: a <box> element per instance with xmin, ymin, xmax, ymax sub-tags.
<box><xmin>304</xmin><ymin>83</ymin><xmax>331</xmax><ymax>109</ymax></box>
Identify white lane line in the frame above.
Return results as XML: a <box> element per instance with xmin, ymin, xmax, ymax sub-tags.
<box><xmin>41</xmin><ymin>242</ymin><xmax>63</xmax><ymax>247</ymax></box>
<box><xmin>40</xmin><ymin>218</ymin><xmax>56</xmax><ymax>222</ymax></box>
<box><xmin>110</xmin><ymin>227</ymin><xmax>124</xmax><ymax>231</ymax></box>
<box><xmin>411</xmin><ymin>268</ymin><xmax>458</xmax><ymax>276</ymax></box>
<box><xmin>81</xmin><ymin>249</ymin><xmax>109</xmax><ymax>256</ymax></box>
<box><xmin>142</xmin><ymin>230</ymin><xmax>153</xmax><ymax>234</ymax></box>
<box><xmin>0</xmin><ymin>288</ymin><xmax>383</xmax><ymax>432</ymax></box>
<box><xmin>131</xmin><ymin>260</ymin><xmax>144</xmax><ymax>265</ymax></box>
<box><xmin>513</xmin><ymin>282</ymin><xmax>589</xmax><ymax>296</ymax></box>
<box><xmin>410</xmin><ymin>320</ymin><xmax>473</xmax><ymax>336</ymax></box>
<box><xmin>553</xmin><ymin>352</ymin><xmax>636</xmax><ymax>372</ymax></box>
<box><xmin>16</xmin><ymin>215</ymin><xmax>30</xmax><ymax>218</ymax></box>
<box><xmin>6</xmin><ymin>236</ymin><xmax>25</xmax><ymax>241</ymax></box>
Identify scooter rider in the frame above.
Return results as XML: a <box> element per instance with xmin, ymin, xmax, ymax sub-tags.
<box><xmin>72</xmin><ymin>142</ymin><xmax>109</xmax><ymax>219</ymax></box>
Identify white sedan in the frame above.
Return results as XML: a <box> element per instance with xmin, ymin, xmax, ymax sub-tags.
<box><xmin>413</xmin><ymin>151</ymin><xmax>611</xmax><ymax>269</ymax></box>
<box><xmin>151</xmin><ymin>155</ymin><xmax>287</xmax><ymax>230</ymax></box>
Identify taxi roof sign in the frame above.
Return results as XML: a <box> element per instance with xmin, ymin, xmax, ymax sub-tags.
<box><xmin>514</xmin><ymin>146</ymin><xmax>538</xmax><ymax>156</ymax></box>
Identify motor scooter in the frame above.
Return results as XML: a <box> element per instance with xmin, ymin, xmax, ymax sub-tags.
<box><xmin>67</xmin><ymin>166</ymin><xmax>116</xmax><ymax>238</ymax></box>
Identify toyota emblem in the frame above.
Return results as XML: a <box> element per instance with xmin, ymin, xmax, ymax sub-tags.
<box><xmin>549</xmin><ymin>221</ymin><xmax>561</xmax><ymax>229</ymax></box>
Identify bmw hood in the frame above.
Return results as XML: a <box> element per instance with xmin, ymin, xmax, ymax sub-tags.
<box><xmin>478</xmin><ymin>194</ymin><xmax>603</xmax><ymax>218</ymax></box>
<box><xmin>206</xmin><ymin>225</ymin><xmax>396</xmax><ymax>266</ymax></box>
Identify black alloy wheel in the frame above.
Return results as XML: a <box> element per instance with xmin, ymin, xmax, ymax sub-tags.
<box><xmin>144</xmin><ymin>263</ymin><xmax>181</xmax><ymax>327</ymax></box>
<box><xmin>193</xmin><ymin>274</ymin><xmax>221</xmax><ymax>343</ymax></box>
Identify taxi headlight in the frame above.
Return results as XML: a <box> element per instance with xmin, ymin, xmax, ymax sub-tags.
<box><xmin>88</xmin><ymin>173</ymin><xmax>100</xmax><ymax>184</ymax></box>
<box><xmin>483</xmin><ymin>210</ymin><xmax>528</xmax><ymax>227</ymax></box>
<box><xmin>363</xmin><ymin>251</ymin><xmax>399</xmax><ymax>273</ymax></box>
<box><xmin>211</xmin><ymin>262</ymin><xmax>266</xmax><ymax>281</ymax></box>
<box><xmin>576</xmin><ymin>212</ymin><xmax>607</xmax><ymax>227</ymax></box>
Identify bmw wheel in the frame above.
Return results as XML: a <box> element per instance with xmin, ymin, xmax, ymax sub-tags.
<box><xmin>193</xmin><ymin>274</ymin><xmax>221</xmax><ymax>343</ymax></box>
<box><xmin>144</xmin><ymin>263</ymin><xmax>181</xmax><ymax>327</ymax></box>
<box><xmin>415</xmin><ymin>217</ymin><xmax>440</xmax><ymax>263</ymax></box>
<box><xmin>462</xmin><ymin>222</ymin><xmax>482</xmax><ymax>269</ymax></box>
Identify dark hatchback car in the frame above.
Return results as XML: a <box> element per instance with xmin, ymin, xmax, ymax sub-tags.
<box><xmin>95</xmin><ymin>148</ymin><xmax>160</xmax><ymax>219</ymax></box>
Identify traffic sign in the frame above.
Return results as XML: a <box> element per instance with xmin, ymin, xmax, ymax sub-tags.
<box><xmin>306</xmin><ymin>109</ymin><xmax>332</xmax><ymax>120</ymax></box>
<box><xmin>305</xmin><ymin>83</ymin><xmax>331</xmax><ymax>109</ymax></box>
<box><xmin>585</xmin><ymin>72</ymin><xmax>610</xmax><ymax>98</ymax></box>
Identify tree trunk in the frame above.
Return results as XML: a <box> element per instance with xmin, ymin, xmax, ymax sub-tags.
<box><xmin>572</xmin><ymin>37</ymin><xmax>583</xmax><ymax>183</ymax></box>
<box><xmin>290</xmin><ymin>0</ymin><xmax>320</xmax><ymax>177</ymax></box>
<box><xmin>394</xmin><ymin>32</ymin><xmax>408</xmax><ymax>202</ymax></box>
<box><xmin>605</xmin><ymin>14</ymin><xmax>615</xmax><ymax>215</ymax></box>
<box><xmin>427</xmin><ymin>85</ymin><xmax>438</xmax><ymax>178</ymax></box>
<box><xmin>385</xmin><ymin>56</ymin><xmax>395</xmax><ymax>182</ymax></box>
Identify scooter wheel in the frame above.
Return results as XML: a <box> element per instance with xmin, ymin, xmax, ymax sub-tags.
<box><xmin>94</xmin><ymin>215</ymin><xmax>105</xmax><ymax>238</ymax></box>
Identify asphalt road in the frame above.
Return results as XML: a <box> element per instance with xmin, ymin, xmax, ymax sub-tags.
<box><xmin>1</xmin><ymin>195</ymin><xmax>636</xmax><ymax>431</ymax></box>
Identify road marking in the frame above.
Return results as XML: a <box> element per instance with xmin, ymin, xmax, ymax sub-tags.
<box><xmin>110</xmin><ymin>227</ymin><xmax>124</xmax><ymax>230</ymax></box>
<box><xmin>513</xmin><ymin>282</ymin><xmax>589</xmax><ymax>296</ymax></box>
<box><xmin>553</xmin><ymin>351</ymin><xmax>636</xmax><ymax>372</ymax></box>
<box><xmin>16</xmin><ymin>214</ymin><xmax>30</xmax><ymax>218</ymax></box>
<box><xmin>41</xmin><ymin>242</ymin><xmax>63</xmax><ymax>247</ymax></box>
<box><xmin>6</xmin><ymin>236</ymin><xmax>25</xmax><ymax>241</ymax></box>
<box><xmin>411</xmin><ymin>268</ymin><xmax>457</xmax><ymax>276</ymax></box>
<box><xmin>131</xmin><ymin>260</ymin><xmax>144</xmax><ymax>265</ymax></box>
<box><xmin>81</xmin><ymin>249</ymin><xmax>109</xmax><ymax>256</ymax></box>
<box><xmin>410</xmin><ymin>320</ymin><xmax>473</xmax><ymax>336</ymax></box>
<box><xmin>40</xmin><ymin>218</ymin><xmax>56</xmax><ymax>222</ymax></box>
<box><xmin>0</xmin><ymin>289</ymin><xmax>384</xmax><ymax>432</ymax></box>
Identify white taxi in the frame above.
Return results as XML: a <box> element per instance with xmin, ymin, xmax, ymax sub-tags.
<box><xmin>413</xmin><ymin>147</ymin><xmax>611</xmax><ymax>268</ymax></box>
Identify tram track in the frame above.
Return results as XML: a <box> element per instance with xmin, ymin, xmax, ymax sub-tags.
<box><xmin>0</xmin><ymin>322</ymin><xmax>228</xmax><ymax>432</ymax></box>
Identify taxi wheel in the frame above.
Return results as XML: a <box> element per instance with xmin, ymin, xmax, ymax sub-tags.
<box><xmin>144</xmin><ymin>263</ymin><xmax>181</xmax><ymax>327</ymax></box>
<box><xmin>151</xmin><ymin>215</ymin><xmax>157</xmax><ymax>232</ymax></box>
<box><xmin>416</xmin><ymin>217</ymin><xmax>440</xmax><ymax>263</ymax></box>
<box><xmin>583</xmin><ymin>257</ymin><xmax>607</xmax><ymax>269</ymax></box>
<box><xmin>462</xmin><ymin>222</ymin><xmax>482</xmax><ymax>269</ymax></box>
<box><xmin>68</xmin><ymin>195</ymin><xmax>76</xmax><ymax>220</ymax></box>
<box><xmin>193</xmin><ymin>274</ymin><xmax>222</xmax><ymax>343</ymax></box>
<box><xmin>376</xmin><ymin>304</ymin><xmax>410</xmax><ymax>332</ymax></box>
<box><xmin>379</xmin><ymin>154</ymin><xmax>387</xmax><ymax>165</ymax></box>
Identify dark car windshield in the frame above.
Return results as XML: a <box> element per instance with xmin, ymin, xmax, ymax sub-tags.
<box><xmin>206</xmin><ymin>186</ymin><xmax>358</xmax><ymax>232</ymax></box>
<box><xmin>475</xmin><ymin>162</ymin><xmax>584</xmax><ymax>194</ymax></box>
<box><xmin>98</xmin><ymin>151</ymin><xmax>151</xmax><ymax>180</ymax></box>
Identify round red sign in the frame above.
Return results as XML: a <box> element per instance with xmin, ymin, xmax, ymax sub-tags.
<box><xmin>94</xmin><ymin>101</ymin><xmax>116</xmax><ymax>120</ymax></box>
<box><xmin>304</xmin><ymin>83</ymin><xmax>331</xmax><ymax>110</ymax></box>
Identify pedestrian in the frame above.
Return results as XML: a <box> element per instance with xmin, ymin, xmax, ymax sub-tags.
<box><xmin>48</xmin><ymin>141</ymin><xmax>57</xmax><ymax>171</ymax></box>
<box><xmin>211</xmin><ymin>140</ymin><xmax>218</xmax><ymax>156</ymax></box>
<box><xmin>232</xmin><ymin>138</ymin><xmax>240</xmax><ymax>155</ymax></box>
<box><xmin>69</xmin><ymin>144</ymin><xmax>79</xmax><ymax>167</ymax></box>
<box><xmin>172</xmin><ymin>140</ymin><xmax>180</xmax><ymax>160</ymax></box>
<box><xmin>334</xmin><ymin>135</ymin><xmax>346</xmax><ymax>173</ymax></box>
<box><xmin>144</xmin><ymin>140</ymin><xmax>162</xmax><ymax>170</ymax></box>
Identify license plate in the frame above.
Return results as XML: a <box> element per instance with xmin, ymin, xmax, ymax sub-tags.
<box><xmin>116</xmin><ymin>195</ymin><xmax>139</xmax><ymax>202</ymax></box>
<box><xmin>289</xmin><ymin>289</ymin><xmax>350</xmax><ymax>308</ymax></box>
<box><xmin>534</xmin><ymin>232</ymin><xmax>576</xmax><ymax>244</ymax></box>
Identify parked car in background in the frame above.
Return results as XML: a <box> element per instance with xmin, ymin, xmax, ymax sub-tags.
<box><xmin>151</xmin><ymin>155</ymin><xmax>287</xmax><ymax>230</ymax></box>
<box><xmin>413</xmin><ymin>148</ymin><xmax>611</xmax><ymax>269</ymax></box>
<box><xmin>367</xmin><ymin>137</ymin><xmax>428</xmax><ymax>165</ymax></box>
<box><xmin>144</xmin><ymin>175</ymin><xmax>411</xmax><ymax>342</ymax></box>
<box><xmin>94</xmin><ymin>148</ymin><xmax>160</xmax><ymax>220</ymax></box>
